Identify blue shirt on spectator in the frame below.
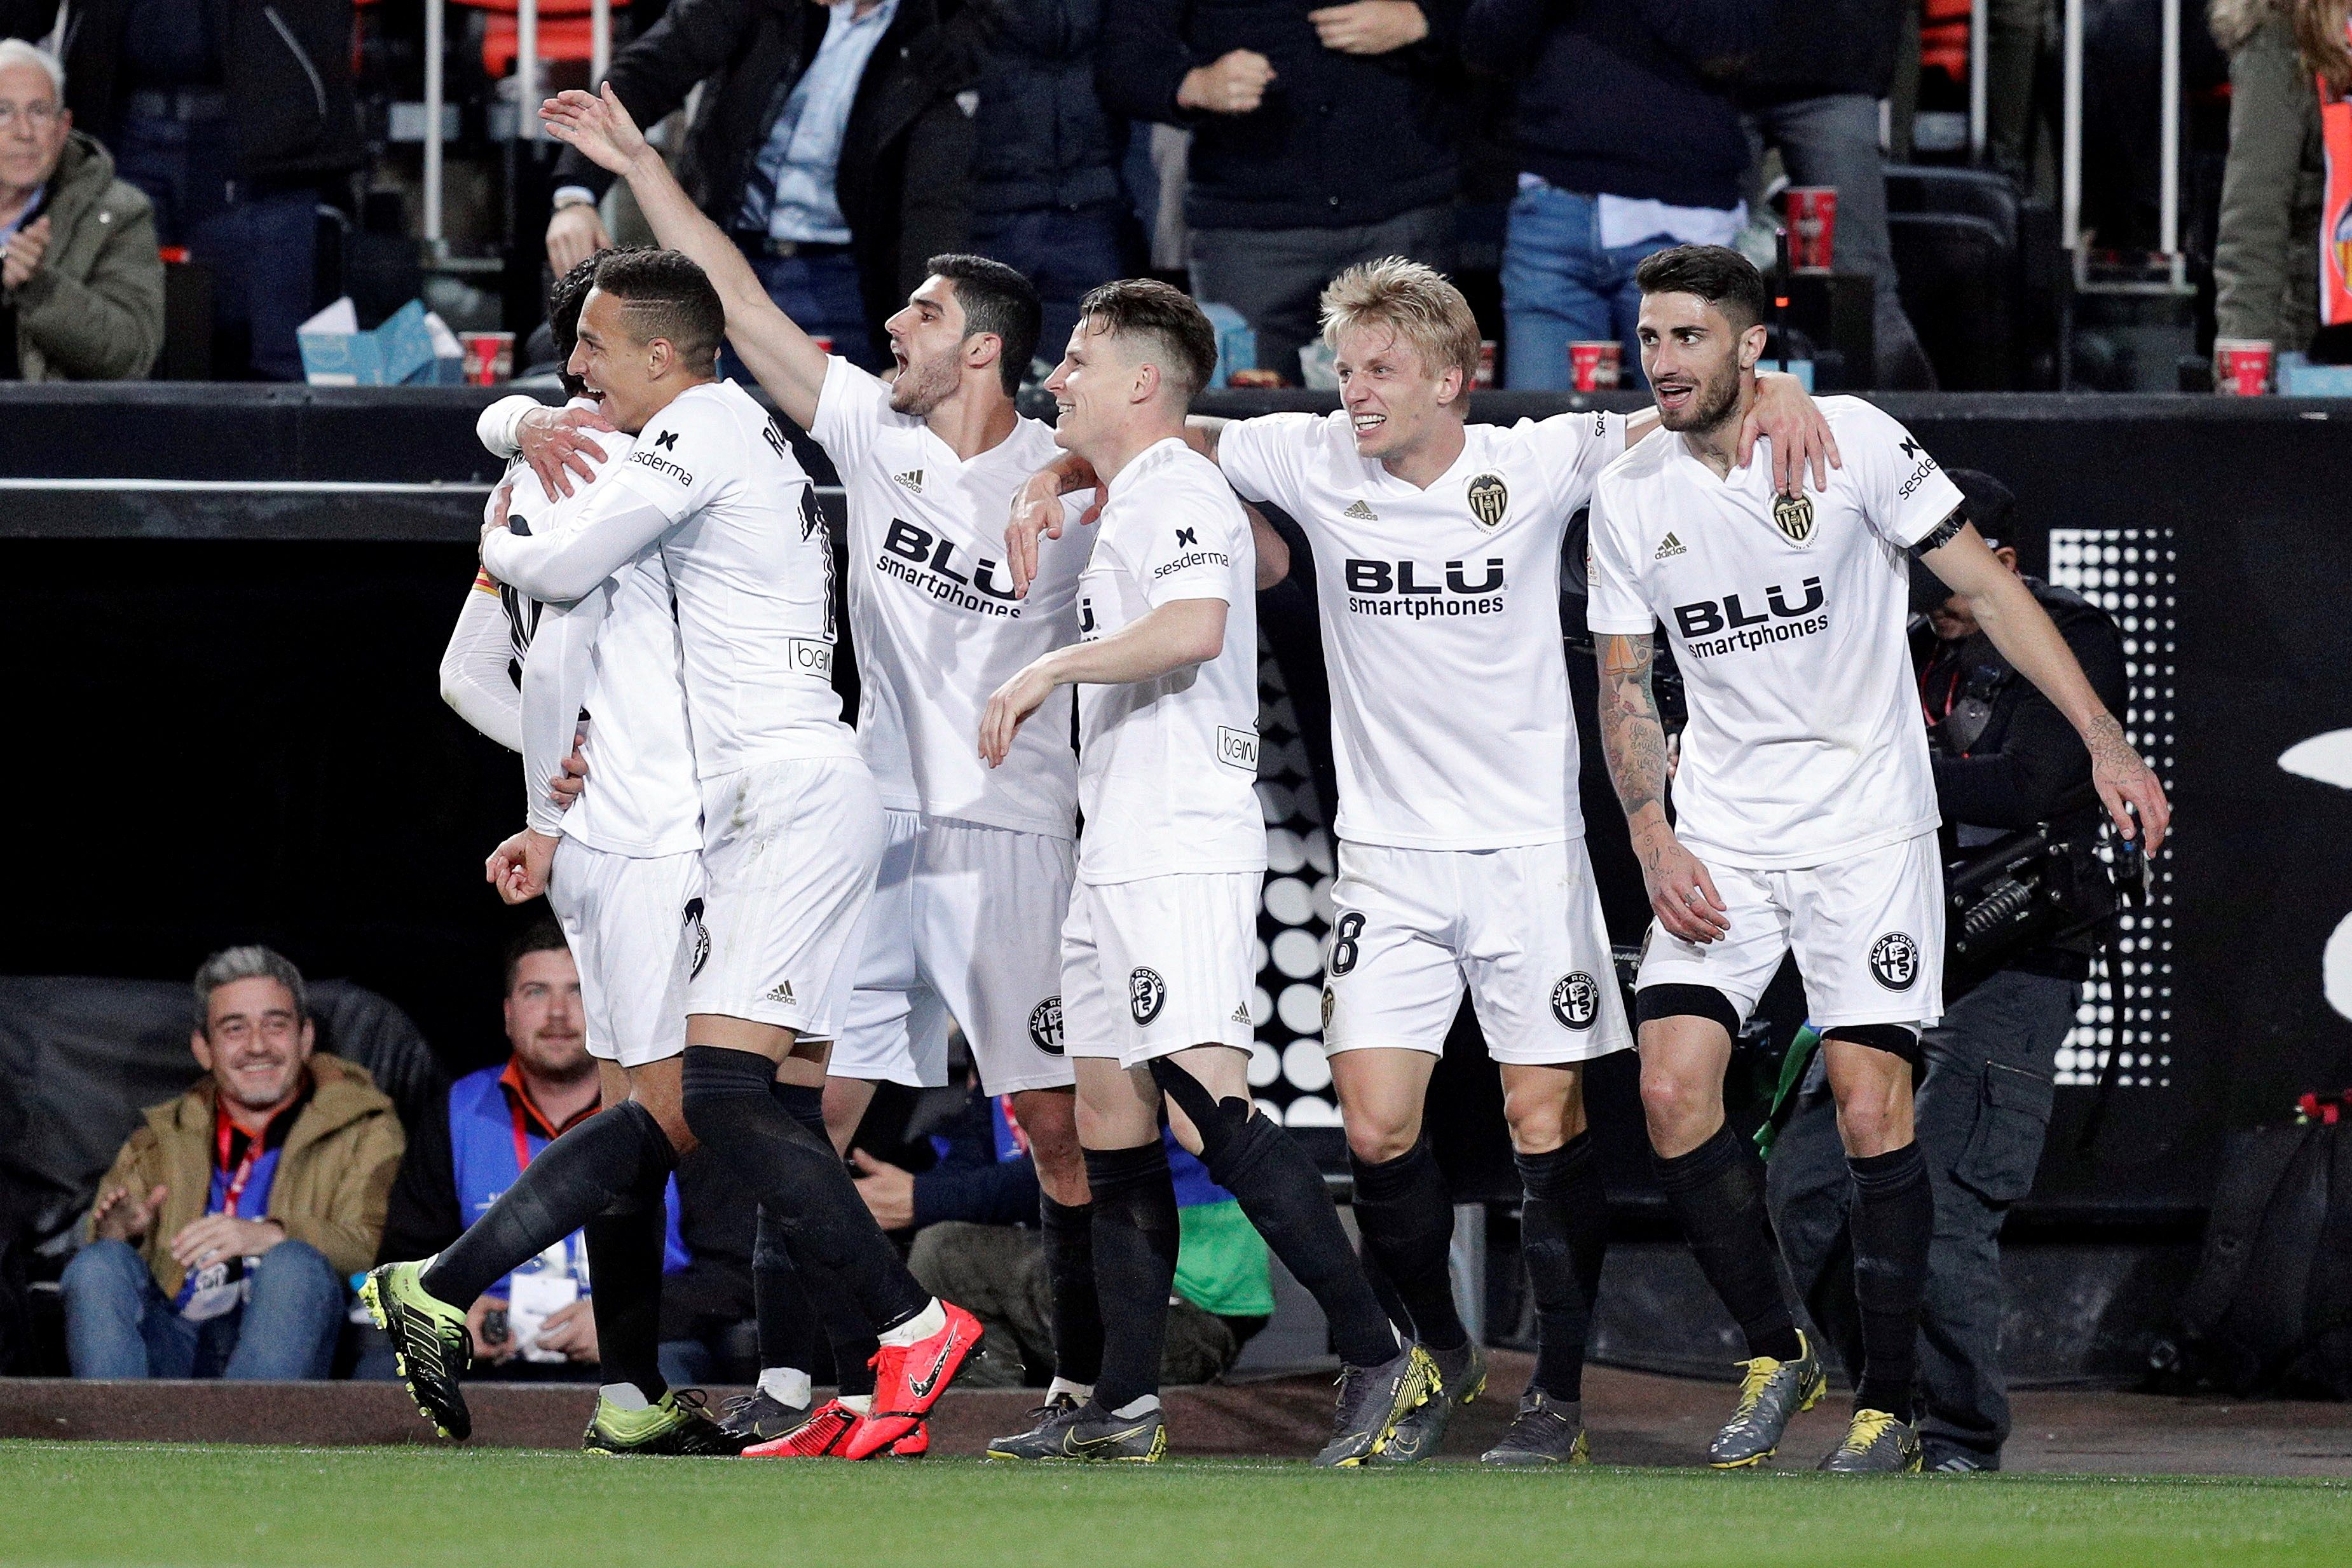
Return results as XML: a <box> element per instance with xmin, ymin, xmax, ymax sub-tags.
<box><xmin>1</xmin><ymin>186</ymin><xmax>44</xmax><ymax>245</ymax></box>
<box><xmin>739</xmin><ymin>0</ymin><xmax>900</xmax><ymax>243</ymax></box>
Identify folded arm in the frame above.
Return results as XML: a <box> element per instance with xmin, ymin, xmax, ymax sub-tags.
<box><xmin>481</xmin><ymin>482</ymin><xmax>671</xmax><ymax>604</ymax></box>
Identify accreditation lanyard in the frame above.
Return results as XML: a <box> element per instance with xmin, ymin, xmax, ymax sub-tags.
<box><xmin>214</xmin><ymin>1112</ymin><xmax>265</xmax><ymax>1218</ymax></box>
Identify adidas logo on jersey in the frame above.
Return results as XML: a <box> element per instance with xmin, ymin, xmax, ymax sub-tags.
<box><xmin>1229</xmin><ymin>1002</ymin><xmax>1252</xmax><ymax>1026</ymax></box>
<box><xmin>765</xmin><ymin>981</ymin><xmax>797</xmax><ymax>1006</ymax></box>
<box><xmin>893</xmin><ymin>469</ymin><xmax>924</xmax><ymax>494</ymax></box>
<box><xmin>1343</xmin><ymin>499</ymin><xmax>1379</xmax><ymax>521</ymax></box>
<box><xmin>1655</xmin><ymin>532</ymin><xmax>1686</xmax><ymax>559</ymax></box>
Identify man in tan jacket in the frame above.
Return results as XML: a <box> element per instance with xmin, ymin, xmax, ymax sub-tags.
<box><xmin>62</xmin><ymin>946</ymin><xmax>405</xmax><ymax>1379</ymax></box>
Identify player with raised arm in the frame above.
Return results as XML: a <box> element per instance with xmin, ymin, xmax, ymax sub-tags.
<box><xmin>466</xmin><ymin>247</ymin><xmax>982</xmax><ymax>1463</ymax></box>
<box><xmin>1585</xmin><ymin>245</ymin><xmax>2169</xmax><ymax>1473</ymax></box>
<box><xmin>1003</xmin><ymin>259</ymin><xmax>1836</xmax><ymax>1466</ymax></box>
<box><xmin>540</xmin><ymin>85</ymin><xmax>1110</xmax><ymax>1450</ymax></box>
<box><xmin>977</xmin><ymin>279</ymin><xmax>1436</xmax><ymax>1465</ymax></box>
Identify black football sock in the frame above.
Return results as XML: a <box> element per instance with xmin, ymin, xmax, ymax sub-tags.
<box><xmin>1516</xmin><ymin>1133</ymin><xmax>1609</xmax><ymax>1401</ymax></box>
<box><xmin>1151</xmin><ymin>1060</ymin><xmax>1397</xmax><ymax>1370</ymax></box>
<box><xmin>583</xmin><ymin>1190</ymin><xmax>669</xmax><ymax>1402</ymax></box>
<box><xmin>752</xmin><ymin>1205</ymin><xmax>819</xmax><ymax>1379</ymax></box>
<box><xmin>1350</xmin><ymin>1138</ymin><xmax>1467</xmax><ymax>1351</ymax></box>
<box><xmin>758</xmin><ymin>1080</ymin><xmax>880</xmax><ymax>1395</ymax></box>
<box><xmin>1042</xmin><ymin>1194</ymin><xmax>1103</xmax><ymax>1387</ymax></box>
<box><xmin>679</xmin><ymin>1046</ymin><xmax>928</xmax><ymax>1333</ymax></box>
<box><xmin>1085</xmin><ymin>1142</ymin><xmax>1179</xmax><ymax>1412</ymax></box>
<box><xmin>421</xmin><ymin>1099</ymin><xmax>673</xmax><ymax>1309</ymax></box>
<box><xmin>1652</xmin><ymin>1123</ymin><xmax>1803</xmax><ymax>1364</ymax></box>
<box><xmin>1847</xmin><ymin>1141</ymin><xmax>1932</xmax><ymax>1424</ymax></box>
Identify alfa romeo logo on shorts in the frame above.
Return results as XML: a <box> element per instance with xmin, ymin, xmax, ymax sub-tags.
<box><xmin>1128</xmin><ymin>967</ymin><xmax>1166</xmax><ymax>1026</ymax></box>
<box><xmin>1870</xmin><ymin>932</ymin><xmax>1920</xmax><ymax>991</ymax></box>
<box><xmin>1550</xmin><ymin>971</ymin><xmax>1600</xmax><ymax>1030</ymax></box>
<box><xmin>1028</xmin><ymin>995</ymin><xmax>1065</xmax><ymax>1055</ymax></box>
<box><xmin>1321</xmin><ymin>985</ymin><xmax>1336</xmax><ymax>1034</ymax></box>
<box><xmin>683</xmin><ymin>897</ymin><xmax>710</xmax><ymax>980</ymax></box>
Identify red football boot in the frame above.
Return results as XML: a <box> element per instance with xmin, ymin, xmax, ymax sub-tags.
<box><xmin>887</xmin><ymin>1421</ymin><xmax>929</xmax><ymax>1458</ymax></box>
<box><xmin>840</xmin><ymin>1301</ymin><xmax>981</xmax><ymax>1460</ymax></box>
<box><xmin>740</xmin><ymin>1398</ymin><xmax>859</xmax><ymax>1458</ymax></box>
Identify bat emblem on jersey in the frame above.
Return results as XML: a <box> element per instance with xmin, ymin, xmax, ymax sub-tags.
<box><xmin>654</xmin><ymin>430</ymin><xmax>680</xmax><ymax>451</ymax></box>
<box><xmin>1772</xmin><ymin>491</ymin><xmax>1816</xmax><ymax>545</ymax></box>
<box><xmin>1029</xmin><ymin>995</ymin><xmax>1065</xmax><ymax>1054</ymax></box>
<box><xmin>1176</xmin><ymin>527</ymin><xmax>1198</xmax><ymax>547</ymax></box>
<box><xmin>1550</xmin><ymin>972</ymin><xmax>1600</xmax><ymax>1030</ymax></box>
<box><xmin>1128</xmin><ymin>967</ymin><xmax>1166</xmax><ymax>1026</ymax></box>
<box><xmin>1870</xmin><ymin>932</ymin><xmax>1920</xmax><ymax>991</ymax></box>
<box><xmin>1465</xmin><ymin>474</ymin><xmax>1509</xmax><ymax>531</ymax></box>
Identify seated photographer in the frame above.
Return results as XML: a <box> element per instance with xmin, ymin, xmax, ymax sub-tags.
<box><xmin>62</xmin><ymin>946</ymin><xmax>404</xmax><ymax>1379</ymax></box>
<box><xmin>366</xmin><ymin>921</ymin><xmax>685</xmax><ymax>1379</ymax></box>
<box><xmin>1765</xmin><ymin>468</ymin><xmax>2130</xmax><ymax>1471</ymax></box>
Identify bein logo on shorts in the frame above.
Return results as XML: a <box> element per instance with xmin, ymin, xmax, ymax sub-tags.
<box><xmin>1870</xmin><ymin>932</ymin><xmax>1920</xmax><ymax>991</ymax></box>
<box><xmin>1128</xmin><ymin>967</ymin><xmax>1166</xmax><ymax>1026</ymax></box>
<box><xmin>1029</xmin><ymin>995</ymin><xmax>1065</xmax><ymax>1055</ymax></box>
<box><xmin>1550</xmin><ymin>971</ymin><xmax>1601</xmax><ymax>1030</ymax></box>
<box><xmin>684</xmin><ymin>898</ymin><xmax>710</xmax><ymax>980</ymax></box>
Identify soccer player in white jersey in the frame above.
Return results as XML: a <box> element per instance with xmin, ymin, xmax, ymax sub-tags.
<box><xmin>1586</xmin><ymin>244</ymin><xmax>2170</xmax><ymax>1473</ymax></box>
<box><xmin>539</xmin><ymin>86</ymin><xmax>1105</xmax><ymax>1447</ymax></box>
<box><xmin>372</xmin><ymin>258</ymin><xmax>744</xmax><ymax>1456</ymax></box>
<box><xmin>461</xmin><ymin>249</ymin><xmax>982</xmax><ymax>1462</ymax></box>
<box><xmin>1006</xmin><ymin>257</ymin><xmax>1834</xmax><ymax>1465</ymax></box>
<box><xmin>976</xmin><ymin>279</ymin><xmax>1436</xmax><ymax>1464</ymax></box>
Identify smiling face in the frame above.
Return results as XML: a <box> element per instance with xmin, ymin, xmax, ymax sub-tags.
<box><xmin>566</xmin><ymin>287</ymin><xmax>664</xmax><ymax>433</ymax></box>
<box><xmin>883</xmin><ymin>275</ymin><xmax>980</xmax><ymax>417</ymax></box>
<box><xmin>1043</xmin><ymin>317</ymin><xmax>1140</xmax><ymax>456</ymax></box>
<box><xmin>1636</xmin><ymin>291</ymin><xmax>1763</xmax><ymax>435</ymax></box>
<box><xmin>504</xmin><ymin>947</ymin><xmax>590</xmax><ymax>1082</ymax></box>
<box><xmin>1333</xmin><ymin>322</ymin><xmax>1463</xmax><ymax>467</ymax></box>
<box><xmin>191</xmin><ymin>977</ymin><xmax>315</xmax><ymax>1117</ymax></box>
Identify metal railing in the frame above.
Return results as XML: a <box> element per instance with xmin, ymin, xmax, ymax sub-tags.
<box><xmin>423</xmin><ymin>0</ymin><xmax>617</xmax><ymax>255</ymax></box>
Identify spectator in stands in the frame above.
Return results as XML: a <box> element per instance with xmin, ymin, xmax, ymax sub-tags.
<box><xmin>1100</xmin><ymin>0</ymin><xmax>1464</xmax><ymax>385</ymax></box>
<box><xmin>2211</xmin><ymin>0</ymin><xmax>2332</xmax><ymax>362</ymax></box>
<box><xmin>1464</xmin><ymin>0</ymin><xmax>1760</xmax><ymax>390</ymax></box>
<box><xmin>0</xmin><ymin>41</ymin><xmax>161</xmax><ymax>379</ymax></box>
<box><xmin>880</xmin><ymin>1088</ymin><xmax>1270</xmax><ymax>1387</ymax></box>
<box><xmin>0</xmin><ymin>2</ymin><xmax>361</xmax><ymax>381</ymax></box>
<box><xmin>371</xmin><ymin>920</ymin><xmax>687</xmax><ymax>1377</ymax></box>
<box><xmin>1738</xmin><ymin>1</ymin><xmax>1936</xmax><ymax>389</ymax></box>
<box><xmin>545</xmin><ymin>0</ymin><xmax>987</xmax><ymax>370</ymax></box>
<box><xmin>967</xmin><ymin>0</ymin><xmax>1125</xmax><ymax>364</ymax></box>
<box><xmin>61</xmin><ymin>946</ymin><xmax>404</xmax><ymax>1380</ymax></box>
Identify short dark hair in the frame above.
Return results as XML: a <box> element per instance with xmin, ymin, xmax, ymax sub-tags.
<box><xmin>591</xmin><ymin>248</ymin><xmax>725</xmax><ymax>370</ymax></box>
<box><xmin>503</xmin><ymin>917</ymin><xmax>571</xmax><ymax>994</ymax></box>
<box><xmin>1076</xmin><ymin>278</ymin><xmax>1218</xmax><ymax>401</ymax></box>
<box><xmin>926</xmin><ymin>254</ymin><xmax>1041</xmax><ymax>396</ymax></box>
<box><xmin>1634</xmin><ymin>244</ymin><xmax>1773</xmax><ymax>334</ymax></box>
<box><xmin>549</xmin><ymin>247</ymin><xmax>630</xmax><ymax>397</ymax></box>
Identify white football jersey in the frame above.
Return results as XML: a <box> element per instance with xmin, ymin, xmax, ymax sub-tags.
<box><xmin>811</xmin><ymin>357</ymin><xmax>1088</xmax><ymax>838</ymax></box>
<box><xmin>1072</xmin><ymin>439</ymin><xmax>1266</xmax><ymax>885</ymax></box>
<box><xmin>1218</xmin><ymin>408</ymin><xmax>1626</xmax><ymax>849</ymax></box>
<box><xmin>1586</xmin><ymin>395</ymin><xmax>1965</xmax><ymax>869</ymax></box>
<box><xmin>607</xmin><ymin>379</ymin><xmax>858</xmax><ymax>779</ymax></box>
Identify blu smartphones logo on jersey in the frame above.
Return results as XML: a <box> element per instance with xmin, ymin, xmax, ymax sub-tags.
<box><xmin>877</xmin><ymin>518</ymin><xmax>1024</xmax><ymax>618</ymax></box>
<box><xmin>1343</xmin><ymin>557</ymin><xmax>1507</xmax><ymax>618</ymax></box>
<box><xmin>1672</xmin><ymin>578</ymin><xmax>1828</xmax><ymax>658</ymax></box>
<box><xmin>1216</xmin><ymin>726</ymin><xmax>1259</xmax><ymax>774</ymax></box>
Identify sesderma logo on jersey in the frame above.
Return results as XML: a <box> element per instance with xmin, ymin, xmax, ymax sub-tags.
<box><xmin>1672</xmin><ymin>578</ymin><xmax>1828</xmax><ymax>658</ymax></box>
<box><xmin>1153</xmin><ymin>549</ymin><xmax>1231</xmax><ymax>580</ymax></box>
<box><xmin>629</xmin><ymin>447</ymin><xmax>693</xmax><ymax>486</ymax></box>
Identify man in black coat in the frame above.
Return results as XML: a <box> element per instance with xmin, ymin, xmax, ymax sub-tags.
<box><xmin>0</xmin><ymin>0</ymin><xmax>360</xmax><ymax>378</ymax></box>
<box><xmin>1099</xmin><ymin>0</ymin><xmax>1464</xmax><ymax>384</ymax></box>
<box><xmin>546</xmin><ymin>0</ymin><xmax>985</xmax><ymax>368</ymax></box>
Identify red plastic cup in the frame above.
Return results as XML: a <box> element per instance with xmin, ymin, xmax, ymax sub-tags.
<box><xmin>2213</xmin><ymin>338</ymin><xmax>2274</xmax><ymax>396</ymax></box>
<box><xmin>1787</xmin><ymin>187</ymin><xmax>1839</xmax><ymax>274</ymax></box>
<box><xmin>1474</xmin><ymin>339</ymin><xmax>1498</xmax><ymax>388</ymax></box>
<box><xmin>462</xmin><ymin>331</ymin><xmax>516</xmax><ymax>386</ymax></box>
<box><xmin>1569</xmin><ymin>340</ymin><xmax>1621</xmax><ymax>392</ymax></box>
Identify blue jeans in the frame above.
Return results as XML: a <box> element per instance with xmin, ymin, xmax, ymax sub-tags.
<box><xmin>111</xmin><ymin>111</ymin><xmax>317</xmax><ymax>381</ymax></box>
<box><xmin>969</xmin><ymin>202</ymin><xmax>1128</xmax><ymax>375</ymax></box>
<box><xmin>1501</xmin><ymin>184</ymin><xmax>1679</xmax><ymax>392</ymax></box>
<box><xmin>62</xmin><ymin>1237</ymin><xmax>345</xmax><ymax>1379</ymax></box>
<box><xmin>725</xmin><ymin>247</ymin><xmax>879</xmax><ymax>377</ymax></box>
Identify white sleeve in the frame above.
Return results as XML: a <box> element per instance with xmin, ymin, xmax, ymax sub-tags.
<box><xmin>519</xmin><ymin>584</ymin><xmax>610</xmax><ymax>837</ymax></box>
<box><xmin>807</xmin><ymin>356</ymin><xmax>892</xmax><ymax>477</ymax></box>
<box><xmin>477</xmin><ymin>395</ymin><xmax>545</xmax><ymax>460</ymax></box>
<box><xmin>1132</xmin><ymin>485</ymin><xmax>1245</xmax><ymax>609</ymax></box>
<box><xmin>1214</xmin><ymin>412</ymin><xmax>1318</xmax><ymax>512</ymax></box>
<box><xmin>605</xmin><ymin>395</ymin><xmax>739</xmax><ymax>523</ymax></box>
<box><xmin>1519</xmin><ymin>409</ymin><xmax>1627</xmax><ymax>503</ymax></box>
<box><xmin>1845</xmin><ymin>403</ymin><xmax>1966</xmax><ymax>549</ymax></box>
<box><xmin>482</xmin><ymin>481</ymin><xmax>673</xmax><ymax>603</ymax></box>
<box><xmin>1583</xmin><ymin>480</ymin><xmax>1656</xmax><ymax>635</ymax></box>
<box><xmin>438</xmin><ymin>572</ymin><xmax>523</xmax><ymax>751</ymax></box>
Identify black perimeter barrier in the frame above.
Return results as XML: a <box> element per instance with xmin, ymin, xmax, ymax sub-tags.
<box><xmin>4</xmin><ymin>385</ymin><xmax>2350</xmax><ymax>1372</ymax></box>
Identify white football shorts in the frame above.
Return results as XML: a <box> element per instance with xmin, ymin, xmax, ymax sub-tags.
<box><xmin>545</xmin><ymin>838</ymin><xmax>701</xmax><ymax>1068</ymax></box>
<box><xmin>1320</xmin><ymin>837</ymin><xmax>1634</xmax><ymax>1065</ymax></box>
<box><xmin>1062</xmin><ymin>872</ymin><xmax>1260</xmax><ymax>1067</ymax></box>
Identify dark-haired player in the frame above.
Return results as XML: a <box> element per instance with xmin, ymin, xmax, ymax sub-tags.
<box><xmin>1585</xmin><ymin>243</ymin><xmax>2169</xmax><ymax>1472</ymax></box>
<box><xmin>978</xmin><ymin>279</ymin><xmax>1437</xmax><ymax>1464</ymax></box>
<box><xmin>542</xmin><ymin>86</ymin><xmax>1104</xmax><ymax>1453</ymax></box>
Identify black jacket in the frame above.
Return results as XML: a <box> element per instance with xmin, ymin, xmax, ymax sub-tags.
<box><xmin>1098</xmin><ymin>0</ymin><xmax>1465</xmax><ymax>231</ymax></box>
<box><xmin>971</xmin><ymin>0</ymin><xmax>1119</xmax><ymax>214</ymax></box>
<box><xmin>0</xmin><ymin>0</ymin><xmax>361</xmax><ymax>182</ymax></box>
<box><xmin>1738</xmin><ymin>0</ymin><xmax>1904</xmax><ymax>106</ymax></box>
<box><xmin>552</xmin><ymin>0</ymin><xmax>987</xmax><ymax>360</ymax></box>
<box><xmin>1461</xmin><ymin>0</ymin><xmax>1757</xmax><ymax>209</ymax></box>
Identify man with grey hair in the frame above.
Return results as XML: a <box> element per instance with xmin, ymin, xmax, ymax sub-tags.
<box><xmin>0</xmin><ymin>38</ymin><xmax>161</xmax><ymax>380</ymax></box>
<box><xmin>62</xmin><ymin>945</ymin><xmax>406</xmax><ymax>1379</ymax></box>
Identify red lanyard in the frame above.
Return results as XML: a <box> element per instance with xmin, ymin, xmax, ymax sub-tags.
<box><xmin>215</xmin><ymin>1115</ymin><xmax>264</xmax><ymax>1217</ymax></box>
<box><xmin>510</xmin><ymin>1093</ymin><xmax>537</xmax><ymax>1175</ymax></box>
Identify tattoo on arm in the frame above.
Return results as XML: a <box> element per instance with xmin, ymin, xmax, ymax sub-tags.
<box><xmin>1909</xmin><ymin>504</ymin><xmax>1967</xmax><ymax>557</ymax></box>
<box><xmin>1596</xmin><ymin>632</ymin><xmax>1669</xmax><ymax>822</ymax></box>
<box><xmin>2084</xmin><ymin>711</ymin><xmax>2141</xmax><ymax>771</ymax></box>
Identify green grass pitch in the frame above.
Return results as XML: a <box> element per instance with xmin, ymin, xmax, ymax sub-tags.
<box><xmin>3</xmin><ymin>1445</ymin><xmax>2344</xmax><ymax>1568</ymax></box>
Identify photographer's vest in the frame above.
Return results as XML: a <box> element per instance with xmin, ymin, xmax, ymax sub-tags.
<box><xmin>447</xmin><ymin>1063</ymin><xmax>689</xmax><ymax>1298</ymax></box>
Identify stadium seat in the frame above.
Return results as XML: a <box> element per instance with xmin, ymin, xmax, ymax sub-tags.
<box><xmin>455</xmin><ymin>0</ymin><xmax>634</xmax><ymax>79</ymax></box>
